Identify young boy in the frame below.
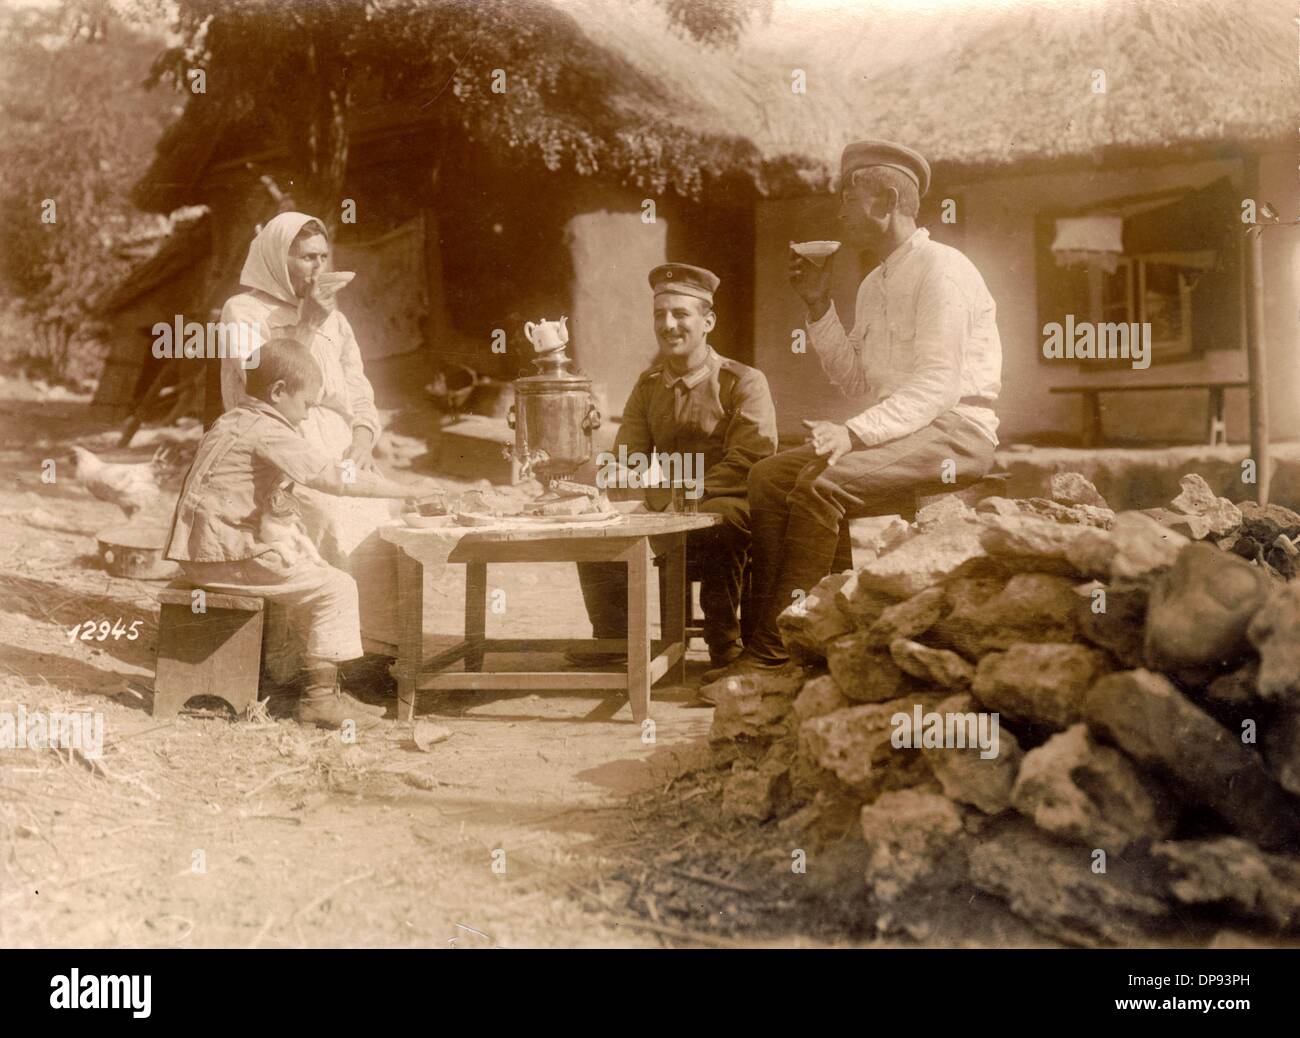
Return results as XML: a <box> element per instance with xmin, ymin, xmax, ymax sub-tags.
<box><xmin>166</xmin><ymin>338</ymin><xmax>437</xmax><ymax>730</ymax></box>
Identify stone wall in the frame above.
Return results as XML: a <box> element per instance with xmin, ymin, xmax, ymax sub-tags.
<box><xmin>705</xmin><ymin>472</ymin><xmax>1300</xmax><ymax>945</ymax></box>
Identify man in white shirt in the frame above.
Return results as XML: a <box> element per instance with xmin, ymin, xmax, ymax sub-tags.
<box><xmin>703</xmin><ymin>139</ymin><xmax>1002</xmax><ymax>684</ymax></box>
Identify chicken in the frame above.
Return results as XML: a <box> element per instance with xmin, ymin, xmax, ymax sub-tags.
<box><xmin>67</xmin><ymin>445</ymin><xmax>165</xmax><ymax>520</ymax></box>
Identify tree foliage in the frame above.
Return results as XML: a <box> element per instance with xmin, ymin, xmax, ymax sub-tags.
<box><xmin>137</xmin><ymin>0</ymin><xmax>765</xmax><ymax>217</ymax></box>
<box><xmin>0</xmin><ymin>0</ymin><xmax>764</xmax><ymax>383</ymax></box>
<box><xmin>0</xmin><ymin>3</ymin><xmax>173</xmax><ymax>381</ymax></box>
<box><xmin>661</xmin><ymin>0</ymin><xmax>771</xmax><ymax>46</ymax></box>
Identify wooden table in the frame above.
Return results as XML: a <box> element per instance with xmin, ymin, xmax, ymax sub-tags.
<box><xmin>1050</xmin><ymin>380</ymin><xmax>1246</xmax><ymax>447</ymax></box>
<box><xmin>376</xmin><ymin>511</ymin><xmax>720</xmax><ymax>724</ymax></box>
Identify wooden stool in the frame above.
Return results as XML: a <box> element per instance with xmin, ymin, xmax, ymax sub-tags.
<box><xmin>153</xmin><ymin>581</ymin><xmax>265</xmax><ymax>718</ymax></box>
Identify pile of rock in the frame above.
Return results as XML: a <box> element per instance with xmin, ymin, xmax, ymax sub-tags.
<box><xmin>706</xmin><ymin>472</ymin><xmax>1300</xmax><ymax>945</ymax></box>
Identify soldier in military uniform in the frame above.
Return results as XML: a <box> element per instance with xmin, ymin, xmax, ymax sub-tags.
<box><xmin>574</xmin><ymin>263</ymin><xmax>778</xmax><ymax>670</ymax></box>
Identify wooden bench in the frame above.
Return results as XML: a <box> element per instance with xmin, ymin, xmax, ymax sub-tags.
<box><xmin>1050</xmin><ymin>381</ymin><xmax>1246</xmax><ymax>447</ymax></box>
<box><xmin>153</xmin><ymin>581</ymin><xmax>265</xmax><ymax>719</ymax></box>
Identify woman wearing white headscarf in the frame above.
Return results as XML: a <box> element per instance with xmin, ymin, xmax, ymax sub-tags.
<box><xmin>220</xmin><ymin>212</ymin><xmax>397</xmax><ymax>655</ymax></box>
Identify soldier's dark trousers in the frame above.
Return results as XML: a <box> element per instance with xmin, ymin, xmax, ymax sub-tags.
<box><xmin>577</xmin><ymin>496</ymin><xmax>750</xmax><ymax>653</ymax></box>
<box><xmin>745</xmin><ymin>411</ymin><xmax>996</xmax><ymax>663</ymax></box>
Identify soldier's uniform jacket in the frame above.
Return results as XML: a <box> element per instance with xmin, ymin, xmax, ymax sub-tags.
<box><xmin>615</xmin><ymin>347</ymin><xmax>778</xmax><ymax>501</ymax></box>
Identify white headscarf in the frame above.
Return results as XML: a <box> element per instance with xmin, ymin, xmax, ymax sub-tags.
<box><xmin>237</xmin><ymin>211</ymin><xmax>327</xmax><ymax>305</ymax></box>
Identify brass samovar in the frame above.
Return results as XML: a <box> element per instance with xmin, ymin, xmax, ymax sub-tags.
<box><xmin>506</xmin><ymin>317</ymin><xmax>602</xmax><ymax>488</ymax></box>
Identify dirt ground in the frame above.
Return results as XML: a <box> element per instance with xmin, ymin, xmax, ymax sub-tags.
<box><xmin>0</xmin><ymin>385</ymin><xmax>876</xmax><ymax>949</ymax></box>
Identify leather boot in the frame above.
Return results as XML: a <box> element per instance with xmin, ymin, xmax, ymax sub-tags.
<box><xmin>340</xmin><ymin>691</ymin><xmax>387</xmax><ymax>717</ymax></box>
<box><xmin>707</xmin><ymin>640</ymin><xmax>743</xmax><ymax>670</ymax></box>
<box><xmin>700</xmin><ymin>652</ymin><xmax>800</xmax><ymax>691</ymax></box>
<box><xmin>296</xmin><ymin>664</ymin><xmax>382</xmax><ymax>730</ymax></box>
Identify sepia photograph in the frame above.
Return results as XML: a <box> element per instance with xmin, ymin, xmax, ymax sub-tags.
<box><xmin>0</xmin><ymin>0</ymin><xmax>1296</xmax><ymax>1014</ymax></box>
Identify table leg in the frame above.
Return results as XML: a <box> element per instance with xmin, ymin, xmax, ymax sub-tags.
<box><xmin>1082</xmin><ymin>392</ymin><xmax>1103</xmax><ymax>448</ymax></box>
<box><xmin>625</xmin><ymin>538</ymin><xmax>651</xmax><ymax>724</ymax></box>
<box><xmin>395</xmin><ymin>551</ymin><xmax>424</xmax><ymax>722</ymax></box>
<box><xmin>1208</xmin><ymin>386</ymin><xmax>1228</xmax><ymax>446</ymax></box>
<box><xmin>465</xmin><ymin>561</ymin><xmax>487</xmax><ymax>672</ymax></box>
<box><xmin>661</xmin><ymin>535</ymin><xmax>686</xmax><ymax>686</ymax></box>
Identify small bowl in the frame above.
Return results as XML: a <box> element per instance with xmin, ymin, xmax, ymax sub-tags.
<box><xmin>96</xmin><ymin>523</ymin><xmax>179</xmax><ymax>580</ymax></box>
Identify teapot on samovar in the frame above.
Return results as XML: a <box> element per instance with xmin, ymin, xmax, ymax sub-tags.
<box><xmin>505</xmin><ymin>316</ymin><xmax>601</xmax><ymax>487</ymax></box>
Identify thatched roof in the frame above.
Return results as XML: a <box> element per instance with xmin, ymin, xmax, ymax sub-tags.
<box><xmin>864</xmin><ymin>0</ymin><xmax>1295</xmax><ymax>173</ymax></box>
<box><xmin>133</xmin><ymin>0</ymin><xmax>1295</xmax><ymax>212</ymax></box>
<box><xmin>93</xmin><ymin>212</ymin><xmax>211</xmax><ymax>315</ymax></box>
<box><xmin>581</xmin><ymin>0</ymin><xmax>1296</xmax><ymax>178</ymax></box>
<box><xmin>132</xmin><ymin>0</ymin><xmax>781</xmax><ymax>213</ymax></box>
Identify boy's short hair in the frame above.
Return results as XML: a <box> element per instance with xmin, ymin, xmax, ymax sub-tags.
<box><xmin>245</xmin><ymin>339</ymin><xmax>323</xmax><ymax>400</ymax></box>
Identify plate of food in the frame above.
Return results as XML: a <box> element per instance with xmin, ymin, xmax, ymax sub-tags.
<box><xmin>412</xmin><ymin>495</ymin><xmax>450</xmax><ymax>516</ymax></box>
<box><xmin>527</xmin><ymin>494</ymin><xmax>604</xmax><ymax>518</ymax></box>
<box><xmin>400</xmin><ymin>493</ymin><xmax>455</xmax><ymax>528</ymax></box>
<box><xmin>789</xmin><ymin>240</ymin><xmax>842</xmax><ymax>267</ymax></box>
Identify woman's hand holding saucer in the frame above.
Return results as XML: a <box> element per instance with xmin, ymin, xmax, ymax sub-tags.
<box><xmin>298</xmin><ymin>275</ymin><xmax>341</xmax><ymax>329</ymax></box>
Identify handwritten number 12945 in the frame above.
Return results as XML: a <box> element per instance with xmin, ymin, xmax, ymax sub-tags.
<box><xmin>68</xmin><ymin>619</ymin><xmax>143</xmax><ymax>642</ymax></box>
